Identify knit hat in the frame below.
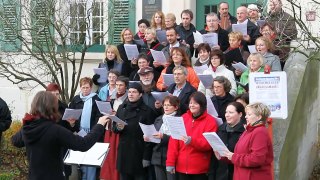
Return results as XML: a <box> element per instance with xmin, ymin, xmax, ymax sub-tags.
<box><xmin>128</xmin><ymin>82</ymin><xmax>143</xmax><ymax>93</ymax></box>
<box><xmin>138</xmin><ymin>66</ymin><xmax>154</xmax><ymax>75</ymax></box>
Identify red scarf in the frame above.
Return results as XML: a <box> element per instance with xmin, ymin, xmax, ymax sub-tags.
<box><xmin>22</xmin><ymin>113</ymin><xmax>41</xmax><ymax>125</ymax></box>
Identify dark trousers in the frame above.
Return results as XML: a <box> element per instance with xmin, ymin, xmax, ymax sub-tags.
<box><xmin>154</xmin><ymin>165</ymin><xmax>176</xmax><ymax>180</ymax></box>
<box><xmin>120</xmin><ymin>173</ymin><xmax>145</xmax><ymax>180</ymax></box>
<box><xmin>176</xmin><ymin>172</ymin><xmax>207</xmax><ymax>180</ymax></box>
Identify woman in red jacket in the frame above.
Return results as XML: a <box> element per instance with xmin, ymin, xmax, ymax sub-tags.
<box><xmin>166</xmin><ymin>92</ymin><xmax>218</xmax><ymax>179</ymax></box>
<box><xmin>223</xmin><ymin>102</ymin><xmax>274</xmax><ymax>180</ymax></box>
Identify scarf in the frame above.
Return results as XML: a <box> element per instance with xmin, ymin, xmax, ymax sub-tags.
<box><xmin>80</xmin><ymin>92</ymin><xmax>96</xmax><ymax>133</ymax></box>
<box><xmin>160</xmin><ymin>111</ymin><xmax>177</xmax><ymax>135</ymax></box>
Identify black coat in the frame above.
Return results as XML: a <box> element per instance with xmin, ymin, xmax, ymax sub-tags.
<box><xmin>0</xmin><ymin>98</ymin><xmax>12</xmax><ymax>143</ymax></box>
<box><xmin>176</xmin><ymin>23</ymin><xmax>197</xmax><ymax>56</ymax></box>
<box><xmin>117</xmin><ymin>42</ymin><xmax>142</xmax><ymax>76</ymax></box>
<box><xmin>208</xmin><ymin>122</ymin><xmax>245</xmax><ymax>180</ymax></box>
<box><xmin>167</xmin><ymin>82</ymin><xmax>197</xmax><ymax>114</ymax></box>
<box><xmin>68</xmin><ymin>94</ymin><xmax>102</xmax><ymax>133</ymax></box>
<box><xmin>211</xmin><ymin>93</ymin><xmax>234</xmax><ymax>122</ymax></box>
<box><xmin>112</xmin><ymin>98</ymin><xmax>156</xmax><ymax>175</ymax></box>
<box><xmin>11</xmin><ymin>117</ymin><xmax>105</xmax><ymax>180</ymax></box>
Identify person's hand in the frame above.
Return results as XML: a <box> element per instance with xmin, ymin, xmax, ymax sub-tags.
<box><xmin>166</xmin><ymin>166</ymin><xmax>175</xmax><ymax>174</ymax></box>
<box><xmin>110</xmin><ymin>110</ymin><xmax>116</xmax><ymax>115</ymax></box>
<box><xmin>154</xmin><ymin>100</ymin><xmax>162</xmax><ymax>109</ymax></box>
<box><xmin>153</xmin><ymin>61</ymin><xmax>163</xmax><ymax>68</ymax></box>
<box><xmin>131</xmin><ymin>58</ymin><xmax>138</xmax><ymax>65</ymax></box>
<box><xmin>116</xmin><ymin>123</ymin><xmax>125</xmax><ymax>130</ymax></box>
<box><xmin>153</xmin><ymin>132</ymin><xmax>163</xmax><ymax>139</ymax></box>
<box><xmin>224</xmin><ymin>149</ymin><xmax>234</xmax><ymax>160</ymax></box>
<box><xmin>164</xmin><ymin>62</ymin><xmax>170</xmax><ymax>68</ymax></box>
<box><xmin>181</xmin><ymin>136</ymin><xmax>191</xmax><ymax>144</ymax></box>
<box><xmin>193</xmin><ymin>43</ymin><xmax>199</xmax><ymax>49</ymax></box>
<box><xmin>142</xmin><ymin>160</ymin><xmax>151</xmax><ymax>168</ymax></box>
<box><xmin>143</xmin><ymin>135</ymin><xmax>150</xmax><ymax>142</ymax></box>
<box><xmin>214</xmin><ymin>151</ymin><xmax>221</xmax><ymax>160</ymax></box>
<box><xmin>243</xmin><ymin>35</ymin><xmax>251</xmax><ymax>42</ymax></box>
<box><xmin>67</xmin><ymin>118</ymin><xmax>76</xmax><ymax>127</ymax></box>
<box><xmin>235</xmin><ymin>69</ymin><xmax>243</xmax><ymax>76</ymax></box>
<box><xmin>97</xmin><ymin>116</ymin><xmax>110</xmax><ymax>126</ymax></box>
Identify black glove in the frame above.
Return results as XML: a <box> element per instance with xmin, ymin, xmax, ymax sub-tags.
<box><xmin>92</xmin><ymin>74</ymin><xmax>100</xmax><ymax>85</ymax></box>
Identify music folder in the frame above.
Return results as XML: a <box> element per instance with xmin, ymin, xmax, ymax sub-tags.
<box><xmin>64</xmin><ymin>142</ymin><xmax>110</xmax><ymax>167</ymax></box>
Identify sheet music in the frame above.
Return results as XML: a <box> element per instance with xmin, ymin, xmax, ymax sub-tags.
<box><xmin>124</xmin><ymin>44</ymin><xmax>139</xmax><ymax>60</ymax></box>
<box><xmin>77</xmin><ymin>129</ymin><xmax>87</xmax><ymax>137</ymax></box>
<box><xmin>165</xmin><ymin>116</ymin><xmax>187</xmax><ymax>140</ymax></box>
<box><xmin>206</xmin><ymin>95</ymin><xmax>219</xmax><ymax>117</ymax></box>
<box><xmin>62</xmin><ymin>109</ymin><xmax>82</xmax><ymax>120</ymax></box>
<box><xmin>156</xmin><ymin>30</ymin><xmax>167</xmax><ymax>44</ymax></box>
<box><xmin>64</xmin><ymin>143</ymin><xmax>110</xmax><ymax>166</ymax></box>
<box><xmin>212</xmin><ymin>115</ymin><xmax>223</xmax><ymax>126</ymax></box>
<box><xmin>232</xmin><ymin>62</ymin><xmax>248</xmax><ymax>72</ymax></box>
<box><xmin>232</xmin><ymin>24</ymin><xmax>247</xmax><ymax>35</ymax></box>
<box><xmin>108</xmin><ymin>115</ymin><xmax>128</xmax><ymax>125</ymax></box>
<box><xmin>151</xmin><ymin>91</ymin><xmax>170</xmax><ymax>102</ymax></box>
<box><xmin>193</xmin><ymin>31</ymin><xmax>204</xmax><ymax>44</ymax></box>
<box><xmin>150</xmin><ymin>49</ymin><xmax>167</xmax><ymax>64</ymax></box>
<box><xmin>163</xmin><ymin>74</ymin><xmax>175</xmax><ymax>87</ymax></box>
<box><xmin>257</xmin><ymin>20</ymin><xmax>266</xmax><ymax>27</ymax></box>
<box><xmin>93</xmin><ymin>68</ymin><xmax>108</xmax><ymax>83</ymax></box>
<box><xmin>248</xmin><ymin>45</ymin><xmax>257</xmax><ymax>54</ymax></box>
<box><xmin>95</xmin><ymin>100</ymin><xmax>112</xmax><ymax>115</ymax></box>
<box><xmin>203</xmin><ymin>33</ymin><xmax>218</xmax><ymax>47</ymax></box>
<box><xmin>193</xmin><ymin>64</ymin><xmax>208</xmax><ymax>74</ymax></box>
<box><xmin>134</xmin><ymin>39</ymin><xmax>145</xmax><ymax>46</ymax></box>
<box><xmin>198</xmin><ymin>74</ymin><xmax>214</xmax><ymax>89</ymax></box>
<box><xmin>139</xmin><ymin>123</ymin><xmax>160</xmax><ymax>143</ymax></box>
<box><xmin>203</xmin><ymin>132</ymin><xmax>228</xmax><ymax>156</ymax></box>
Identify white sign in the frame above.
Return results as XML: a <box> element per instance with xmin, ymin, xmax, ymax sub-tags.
<box><xmin>249</xmin><ymin>72</ymin><xmax>288</xmax><ymax>119</ymax></box>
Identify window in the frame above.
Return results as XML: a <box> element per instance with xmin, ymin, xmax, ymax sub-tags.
<box><xmin>69</xmin><ymin>0</ymin><xmax>105</xmax><ymax>45</ymax></box>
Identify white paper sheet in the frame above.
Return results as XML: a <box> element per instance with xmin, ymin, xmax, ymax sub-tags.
<box><xmin>134</xmin><ymin>39</ymin><xmax>145</xmax><ymax>46</ymax></box>
<box><xmin>232</xmin><ymin>24</ymin><xmax>247</xmax><ymax>35</ymax></box>
<box><xmin>139</xmin><ymin>123</ymin><xmax>160</xmax><ymax>143</ymax></box>
<box><xmin>203</xmin><ymin>132</ymin><xmax>228</xmax><ymax>156</ymax></box>
<box><xmin>248</xmin><ymin>45</ymin><xmax>257</xmax><ymax>54</ymax></box>
<box><xmin>124</xmin><ymin>44</ymin><xmax>139</xmax><ymax>60</ymax></box>
<box><xmin>232</xmin><ymin>62</ymin><xmax>248</xmax><ymax>72</ymax></box>
<box><xmin>256</xmin><ymin>20</ymin><xmax>266</xmax><ymax>27</ymax></box>
<box><xmin>206</xmin><ymin>95</ymin><xmax>219</xmax><ymax>117</ymax></box>
<box><xmin>193</xmin><ymin>64</ymin><xmax>208</xmax><ymax>74</ymax></box>
<box><xmin>156</xmin><ymin>30</ymin><xmax>167</xmax><ymax>44</ymax></box>
<box><xmin>150</xmin><ymin>49</ymin><xmax>167</xmax><ymax>64</ymax></box>
<box><xmin>77</xmin><ymin>129</ymin><xmax>88</xmax><ymax>137</ymax></box>
<box><xmin>93</xmin><ymin>68</ymin><xmax>108</xmax><ymax>83</ymax></box>
<box><xmin>197</xmin><ymin>74</ymin><xmax>214</xmax><ymax>89</ymax></box>
<box><xmin>212</xmin><ymin>115</ymin><xmax>223</xmax><ymax>126</ymax></box>
<box><xmin>95</xmin><ymin>100</ymin><xmax>112</xmax><ymax>115</ymax></box>
<box><xmin>108</xmin><ymin>115</ymin><xmax>128</xmax><ymax>125</ymax></box>
<box><xmin>62</xmin><ymin>108</ymin><xmax>82</xmax><ymax>120</ymax></box>
<box><xmin>203</xmin><ymin>33</ymin><xmax>218</xmax><ymax>47</ymax></box>
<box><xmin>64</xmin><ymin>143</ymin><xmax>109</xmax><ymax>166</ymax></box>
<box><xmin>151</xmin><ymin>91</ymin><xmax>170</xmax><ymax>102</ymax></box>
<box><xmin>165</xmin><ymin>116</ymin><xmax>187</xmax><ymax>140</ymax></box>
<box><xmin>193</xmin><ymin>31</ymin><xmax>204</xmax><ymax>44</ymax></box>
<box><xmin>163</xmin><ymin>74</ymin><xmax>175</xmax><ymax>87</ymax></box>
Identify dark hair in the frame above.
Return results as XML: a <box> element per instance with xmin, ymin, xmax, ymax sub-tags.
<box><xmin>30</xmin><ymin>91</ymin><xmax>60</xmax><ymax>122</ymax></box>
<box><xmin>227</xmin><ymin>102</ymin><xmax>245</xmax><ymax>116</ymax></box>
<box><xmin>137</xmin><ymin>53</ymin><xmax>150</xmax><ymax>62</ymax></box>
<box><xmin>169</xmin><ymin>47</ymin><xmax>191</xmax><ymax>67</ymax></box>
<box><xmin>138</xmin><ymin>18</ymin><xmax>150</xmax><ymax>27</ymax></box>
<box><xmin>197</xmin><ymin>43</ymin><xmax>211</xmax><ymax>54</ymax></box>
<box><xmin>163</xmin><ymin>95</ymin><xmax>180</xmax><ymax>109</ymax></box>
<box><xmin>181</xmin><ymin>9</ymin><xmax>193</xmax><ymax>20</ymax></box>
<box><xmin>108</xmin><ymin>69</ymin><xmax>121</xmax><ymax>77</ymax></box>
<box><xmin>166</xmin><ymin>27</ymin><xmax>178</xmax><ymax>35</ymax></box>
<box><xmin>116</xmin><ymin>76</ymin><xmax>129</xmax><ymax>87</ymax></box>
<box><xmin>219</xmin><ymin>2</ymin><xmax>229</xmax><ymax>8</ymax></box>
<box><xmin>189</xmin><ymin>92</ymin><xmax>207</xmax><ymax>115</ymax></box>
<box><xmin>210</xmin><ymin>49</ymin><xmax>225</xmax><ymax>65</ymax></box>
<box><xmin>213</xmin><ymin>76</ymin><xmax>232</xmax><ymax>93</ymax></box>
<box><xmin>80</xmin><ymin>77</ymin><xmax>93</xmax><ymax>87</ymax></box>
<box><xmin>46</xmin><ymin>83</ymin><xmax>61</xmax><ymax>93</ymax></box>
<box><xmin>234</xmin><ymin>92</ymin><xmax>249</xmax><ymax>105</ymax></box>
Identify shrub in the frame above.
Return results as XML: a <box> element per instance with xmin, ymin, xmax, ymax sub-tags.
<box><xmin>0</xmin><ymin>121</ymin><xmax>28</xmax><ymax>179</ymax></box>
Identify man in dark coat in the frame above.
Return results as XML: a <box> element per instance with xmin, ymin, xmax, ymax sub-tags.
<box><xmin>113</xmin><ymin>82</ymin><xmax>156</xmax><ymax>179</ymax></box>
<box><xmin>0</xmin><ymin>97</ymin><xmax>12</xmax><ymax>144</ymax></box>
<box><xmin>167</xmin><ymin>66</ymin><xmax>196</xmax><ymax>114</ymax></box>
<box><xmin>217</xmin><ymin>2</ymin><xmax>237</xmax><ymax>30</ymax></box>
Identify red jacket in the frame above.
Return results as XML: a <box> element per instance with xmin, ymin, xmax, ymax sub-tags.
<box><xmin>232</xmin><ymin>124</ymin><xmax>274</xmax><ymax>180</ymax></box>
<box><xmin>166</xmin><ymin>110</ymin><xmax>218</xmax><ymax>174</ymax></box>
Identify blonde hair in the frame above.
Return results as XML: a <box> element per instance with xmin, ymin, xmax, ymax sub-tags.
<box><xmin>165</xmin><ymin>13</ymin><xmax>176</xmax><ymax>22</ymax></box>
<box><xmin>145</xmin><ymin>27</ymin><xmax>157</xmax><ymax>37</ymax></box>
<box><xmin>105</xmin><ymin>45</ymin><xmax>123</xmax><ymax>63</ymax></box>
<box><xmin>246</xmin><ymin>102</ymin><xmax>271</xmax><ymax>122</ymax></box>
<box><xmin>120</xmin><ymin>28</ymin><xmax>134</xmax><ymax>43</ymax></box>
<box><xmin>247</xmin><ymin>53</ymin><xmax>264</xmax><ymax>67</ymax></box>
<box><xmin>151</xmin><ymin>11</ymin><xmax>166</xmax><ymax>29</ymax></box>
<box><xmin>255</xmin><ymin>36</ymin><xmax>275</xmax><ymax>52</ymax></box>
<box><xmin>228</xmin><ymin>31</ymin><xmax>243</xmax><ymax>41</ymax></box>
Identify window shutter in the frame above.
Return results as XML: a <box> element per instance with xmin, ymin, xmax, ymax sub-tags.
<box><xmin>0</xmin><ymin>0</ymin><xmax>21</xmax><ymax>52</ymax></box>
<box><xmin>108</xmin><ymin>0</ymin><xmax>135</xmax><ymax>45</ymax></box>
